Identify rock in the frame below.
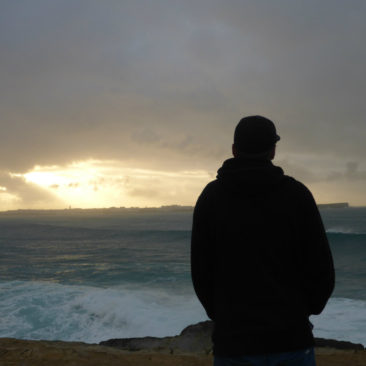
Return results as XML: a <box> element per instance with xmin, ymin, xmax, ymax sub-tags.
<box><xmin>99</xmin><ymin>321</ymin><xmax>213</xmax><ymax>354</ymax></box>
<box><xmin>100</xmin><ymin>320</ymin><xmax>365</xmax><ymax>354</ymax></box>
<box><xmin>172</xmin><ymin>321</ymin><xmax>213</xmax><ymax>353</ymax></box>
<box><xmin>315</xmin><ymin>337</ymin><xmax>364</xmax><ymax>351</ymax></box>
<box><xmin>99</xmin><ymin>336</ymin><xmax>174</xmax><ymax>353</ymax></box>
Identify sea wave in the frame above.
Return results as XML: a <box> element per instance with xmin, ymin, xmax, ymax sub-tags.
<box><xmin>311</xmin><ymin>297</ymin><xmax>366</xmax><ymax>346</ymax></box>
<box><xmin>0</xmin><ymin>280</ymin><xmax>207</xmax><ymax>343</ymax></box>
<box><xmin>326</xmin><ymin>227</ymin><xmax>365</xmax><ymax>235</ymax></box>
<box><xmin>1</xmin><ymin>281</ymin><xmax>366</xmax><ymax>347</ymax></box>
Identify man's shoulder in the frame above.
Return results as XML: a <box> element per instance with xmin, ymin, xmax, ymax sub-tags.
<box><xmin>195</xmin><ymin>180</ymin><xmax>219</xmax><ymax>203</ymax></box>
<box><xmin>281</xmin><ymin>174</ymin><xmax>316</xmax><ymax>206</ymax></box>
<box><xmin>203</xmin><ymin>179</ymin><xmax>220</xmax><ymax>191</ymax></box>
<box><xmin>282</xmin><ymin>174</ymin><xmax>311</xmax><ymax>192</ymax></box>
<box><xmin>197</xmin><ymin>173</ymin><xmax>314</xmax><ymax>206</ymax></box>
<box><xmin>200</xmin><ymin>175</ymin><xmax>311</xmax><ymax>196</ymax></box>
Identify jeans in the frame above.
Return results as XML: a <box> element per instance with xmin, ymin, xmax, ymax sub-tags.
<box><xmin>214</xmin><ymin>348</ymin><xmax>316</xmax><ymax>366</ymax></box>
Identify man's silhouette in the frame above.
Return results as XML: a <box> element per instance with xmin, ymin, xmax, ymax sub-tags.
<box><xmin>191</xmin><ymin>116</ymin><xmax>335</xmax><ymax>366</ymax></box>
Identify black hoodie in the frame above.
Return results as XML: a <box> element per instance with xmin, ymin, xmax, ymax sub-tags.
<box><xmin>191</xmin><ymin>158</ymin><xmax>335</xmax><ymax>356</ymax></box>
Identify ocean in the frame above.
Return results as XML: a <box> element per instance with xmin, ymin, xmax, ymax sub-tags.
<box><xmin>0</xmin><ymin>207</ymin><xmax>366</xmax><ymax>345</ymax></box>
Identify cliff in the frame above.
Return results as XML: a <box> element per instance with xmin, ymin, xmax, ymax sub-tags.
<box><xmin>1</xmin><ymin>321</ymin><xmax>365</xmax><ymax>366</ymax></box>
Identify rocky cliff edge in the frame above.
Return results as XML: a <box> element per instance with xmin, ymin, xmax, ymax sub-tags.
<box><xmin>1</xmin><ymin>321</ymin><xmax>365</xmax><ymax>366</ymax></box>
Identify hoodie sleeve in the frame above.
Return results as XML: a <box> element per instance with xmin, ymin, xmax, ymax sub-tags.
<box><xmin>296</xmin><ymin>183</ymin><xmax>335</xmax><ymax>315</ymax></box>
<box><xmin>191</xmin><ymin>183</ymin><xmax>216</xmax><ymax>320</ymax></box>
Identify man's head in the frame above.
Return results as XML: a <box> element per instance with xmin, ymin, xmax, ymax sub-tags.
<box><xmin>232</xmin><ymin>115</ymin><xmax>280</xmax><ymax>160</ymax></box>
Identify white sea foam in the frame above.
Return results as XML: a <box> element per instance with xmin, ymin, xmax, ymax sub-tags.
<box><xmin>311</xmin><ymin>297</ymin><xmax>366</xmax><ymax>346</ymax></box>
<box><xmin>326</xmin><ymin>227</ymin><xmax>361</xmax><ymax>234</ymax></box>
<box><xmin>0</xmin><ymin>281</ymin><xmax>207</xmax><ymax>343</ymax></box>
<box><xmin>1</xmin><ymin>281</ymin><xmax>366</xmax><ymax>346</ymax></box>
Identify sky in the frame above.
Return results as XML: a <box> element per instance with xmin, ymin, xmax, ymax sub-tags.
<box><xmin>1</xmin><ymin>0</ymin><xmax>366</xmax><ymax>210</ymax></box>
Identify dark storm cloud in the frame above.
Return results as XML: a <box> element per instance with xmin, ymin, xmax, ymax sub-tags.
<box><xmin>1</xmin><ymin>0</ymin><xmax>366</xmax><ymax>189</ymax></box>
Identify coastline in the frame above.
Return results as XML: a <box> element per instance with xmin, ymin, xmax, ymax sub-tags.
<box><xmin>1</xmin><ymin>322</ymin><xmax>365</xmax><ymax>366</ymax></box>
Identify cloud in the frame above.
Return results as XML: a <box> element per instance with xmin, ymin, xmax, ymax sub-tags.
<box><xmin>327</xmin><ymin>162</ymin><xmax>366</xmax><ymax>182</ymax></box>
<box><xmin>0</xmin><ymin>171</ymin><xmax>64</xmax><ymax>208</ymax></box>
<box><xmin>277</xmin><ymin>159</ymin><xmax>320</xmax><ymax>184</ymax></box>
<box><xmin>1</xmin><ymin>1</ymin><xmax>366</xmax><ymax>205</ymax></box>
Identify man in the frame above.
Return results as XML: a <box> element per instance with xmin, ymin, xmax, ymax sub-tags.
<box><xmin>191</xmin><ymin>116</ymin><xmax>335</xmax><ymax>366</ymax></box>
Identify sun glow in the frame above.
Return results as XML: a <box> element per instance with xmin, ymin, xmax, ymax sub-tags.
<box><xmin>17</xmin><ymin>160</ymin><xmax>212</xmax><ymax>209</ymax></box>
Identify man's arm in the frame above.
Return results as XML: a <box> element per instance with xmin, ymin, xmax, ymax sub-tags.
<box><xmin>297</xmin><ymin>184</ymin><xmax>335</xmax><ymax>315</ymax></box>
<box><xmin>191</xmin><ymin>184</ymin><xmax>215</xmax><ymax>320</ymax></box>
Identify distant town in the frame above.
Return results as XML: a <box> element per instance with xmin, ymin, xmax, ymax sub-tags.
<box><xmin>0</xmin><ymin>205</ymin><xmax>194</xmax><ymax>217</ymax></box>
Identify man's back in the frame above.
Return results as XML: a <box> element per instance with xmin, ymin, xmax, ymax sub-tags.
<box><xmin>191</xmin><ymin>116</ymin><xmax>335</xmax><ymax>363</ymax></box>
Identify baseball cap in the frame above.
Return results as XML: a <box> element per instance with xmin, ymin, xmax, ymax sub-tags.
<box><xmin>234</xmin><ymin>115</ymin><xmax>280</xmax><ymax>154</ymax></box>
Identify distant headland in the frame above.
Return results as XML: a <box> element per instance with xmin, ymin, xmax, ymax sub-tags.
<box><xmin>318</xmin><ymin>202</ymin><xmax>349</xmax><ymax>209</ymax></box>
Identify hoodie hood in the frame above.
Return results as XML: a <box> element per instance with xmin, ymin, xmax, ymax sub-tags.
<box><xmin>217</xmin><ymin>157</ymin><xmax>285</xmax><ymax>194</ymax></box>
